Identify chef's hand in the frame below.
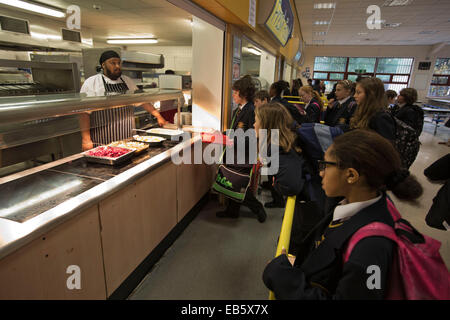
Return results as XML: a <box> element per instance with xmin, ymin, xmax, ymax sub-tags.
<box><xmin>157</xmin><ymin>116</ymin><xmax>168</xmax><ymax>127</ymax></box>
<box><xmin>82</xmin><ymin>139</ymin><xmax>93</xmax><ymax>151</ymax></box>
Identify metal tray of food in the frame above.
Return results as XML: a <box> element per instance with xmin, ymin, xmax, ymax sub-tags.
<box><xmin>133</xmin><ymin>135</ymin><xmax>166</xmax><ymax>147</ymax></box>
<box><xmin>84</xmin><ymin>146</ymin><xmax>135</xmax><ymax>165</ymax></box>
<box><xmin>108</xmin><ymin>140</ymin><xmax>149</xmax><ymax>154</ymax></box>
<box><xmin>145</xmin><ymin>128</ymin><xmax>185</xmax><ymax>140</ymax></box>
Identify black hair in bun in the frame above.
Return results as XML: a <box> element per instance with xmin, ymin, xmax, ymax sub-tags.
<box><xmin>386</xmin><ymin>169</ymin><xmax>410</xmax><ymax>190</ymax></box>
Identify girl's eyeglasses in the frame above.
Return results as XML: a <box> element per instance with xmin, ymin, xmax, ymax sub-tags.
<box><xmin>318</xmin><ymin>160</ymin><xmax>337</xmax><ymax>171</ymax></box>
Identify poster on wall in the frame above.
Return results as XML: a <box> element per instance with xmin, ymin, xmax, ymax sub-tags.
<box><xmin>248</xmin><ymin>0</ymin><xmax>256</xmax><ymax>28</ymax></box>
<box><xmin>232</xmin><ymin>62</ymin><xmax>241</xmax><ymax>81</ymax></box>
<box><xmin>232</xmin><ymin>36</ymin><xmax>241</xmax><ymax>81</ymax></box>
<box><xmin>233</xmin><ymin>36</ymin><xmax>241</xmax><ymax>61</ymax></box>
<box><xmin>264</xmin><ymin>0</ymin><xmax>294</xmax><ymax>47</ymax></box>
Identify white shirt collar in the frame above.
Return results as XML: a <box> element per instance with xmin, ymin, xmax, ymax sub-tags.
<box><xmin>332</xmin><ymin>195</ymin><xmax>382</xmax><ymax>222</ymax></box>
<box><xmin>305</xmin><ymin>99</ymin><xmax>312</xmax><ymax>109</ymax></box>
<box><xmin>239</xmin><ymin>101</ymin><xmax>249</xmax><ymax>110</ymax></box>
<box><xmin>338</xmin><ymin>96</ymin><xmax>351</xmax><ymax>105</ymax></box>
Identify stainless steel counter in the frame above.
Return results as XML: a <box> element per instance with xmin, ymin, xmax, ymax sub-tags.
<box><xmin>0</xmin><ymin>134</ymin><xmax>200</xmax><ymax>260</ymax></box>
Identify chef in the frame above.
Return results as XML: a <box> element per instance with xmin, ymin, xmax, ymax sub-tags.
<box><xmin>79</xmin><ymin>50</ymin><xmax>167</xmax><ymax>150</ymax></box>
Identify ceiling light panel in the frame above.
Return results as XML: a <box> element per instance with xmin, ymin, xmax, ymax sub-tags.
<box><xmin>107</xmin><ymin>38</ymin><xmax>158</xmax><ymax>44</ymax></box>
<box><xmin>0</xmin><ymin>0</ymin><xmax>65</xmax><ymax>18</ymax></box>
<box><xmin>382</xmin><ymin>0</ymin><xmax>413</xmax><ymax>6</ymax></box>
<box><xmin>314</xmin><ymin>3</ymin><xmax>336</xmax><ymax>9</ymax></box>
<box><xmin>314</xmin><ymin>21</ymin><xmax>330</xmax><ymax>25</ymax></box>
<box><xmin>247</xmin><ymin>48</ymin><xmax>261</xmax><ymax>56</ymax></box>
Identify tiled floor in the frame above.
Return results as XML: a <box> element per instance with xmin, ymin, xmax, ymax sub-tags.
<box><xmin>129</xmin><ymin>122</ymin><xmax>450</xmax><ymax>300</ymax></box>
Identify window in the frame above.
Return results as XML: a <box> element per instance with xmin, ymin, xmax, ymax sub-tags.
<box><xmin>428</xmin><ymin>58</ymin><xmax>450</xmax><ymax>97</ymax></box>
<box><xmin>330</xmin><ymin>73</ymin><xmax>344</xmax><ymax>80</ymax></box>
<box><xmin>313</xmin><ymin>72</ymin><xmax>328</xmax><ymax>79</ymax></box>
<box><xmin>312</xmin><ymin>56</ymin><xmax>414</xmax><ymax>93</ymax></box>
<box><xmin>348</xmin><ymin>57</ymin><xmax>376</xmax><ymax>73</ymax></box>
<box><xmin>376</xmin><ymin>75</ymin><xmax>391</xmax><ymax>82</ymax></box>
<box><xmin>377</xmin><ymin>58</ymin><xmax>413</xmax><ymax>74</ymax></box>
<box><xmin>314</xmin><ymin>56</ymin><xmax>347</xmax><ymax>72</ymax></box>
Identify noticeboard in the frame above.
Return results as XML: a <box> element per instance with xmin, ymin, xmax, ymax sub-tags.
<box><xmin>264</xmin><ymin>0</ymin><xmax>294</xmax><ymax>47</ymax></box>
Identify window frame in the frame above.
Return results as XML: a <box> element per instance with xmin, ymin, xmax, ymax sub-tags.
<box><xmin>312</xmin><ymin>56</ymin><xmax>414</xmax><ymax>92</ymax></box>
<box><xmin>429</xmin><ymin>58</ymin><xmax>450</xmax><ymax>97</ymax></box>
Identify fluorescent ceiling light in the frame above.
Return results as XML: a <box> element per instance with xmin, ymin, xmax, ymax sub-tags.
<box><xmin>247</xmin><ymin>48</ymin><xmax>261</xmax><ymax>56</ymax></box>
<box><xmin>0</xmin><ymin>0</ymin><xmax>65</xmax><ymax>18</ymax></box>
<box><xmin>314</xmin><ymin>3</ymin><xmax>336</xmax><ymax>9</ymax></box>
<box><xmin>107</xmin><ymin>38</ymin><xmax>158</xmax><ymax>44</ymax></box>
<box><xmin>314</xmin><ymin>21</ymin><xmax>330</xmax><ymax>25</ymax></box>
<box><xmin>383</xmin><ymin>22</ymin><xmax>402</xmax><ymax>28</ymax></box>
<box><xmin>383</xmin><ymin>0</ymin><xmax>413</xmax><ymax>6</ymax></box>
<box><xmin>315</xmin><ymin>31</ymin><xmax>327</xmax><ymax>36</ymax></box>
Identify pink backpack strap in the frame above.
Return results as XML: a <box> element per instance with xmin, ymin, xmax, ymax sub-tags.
<box><xmin>310</xmin><ymin>102</ymin><xmax>322</xmax><ymax>121</ymax></box>
<box><xmin>386</xmin><ymin>198</ymin><xmax>401</xmax><ymax>221</ymax></box>
<box><xmin>343</xmin><ymin>222</ymin><xmax>398</xmax><ymax>263</ymax></box>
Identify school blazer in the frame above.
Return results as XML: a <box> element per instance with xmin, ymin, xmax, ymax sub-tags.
<box><xmin>231</xmin><ymin>102</ymin><xmax>255</xmax><ymax>131</ymax></box>
<box><xmin>305</xmin><ymin>98</ymin><xmax>322</xmax><ymax>123</ymax></box>
<box><xmin>225</xmin><ymin>102</ymin><xmax>256</xmax><ymax>168</ymax></box>
<box><xmin>325</xmin><ymin>97</ymin><xmax>357</xmax><ymax>127</ymax></box>
<box><xmin>263</xmin><ymin>194</ymin><xmax>397</xmax><ymax>300</ymax></box>
<box><xmin>271</xmin><ymin>96</ymin><xmax>306</xmax><ymax>125</ymax></box>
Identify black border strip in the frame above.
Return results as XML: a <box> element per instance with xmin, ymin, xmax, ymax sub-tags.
<box><xmin>108</xmin><ymin>193</ymin><xmax>210</xmax><ymax>300</ymax></box>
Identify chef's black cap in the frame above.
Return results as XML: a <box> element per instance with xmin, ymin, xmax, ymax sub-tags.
<box><xmin>99</xmin><ymin>50</ymin><xmax>120</xmax><ymax>65</ymax></box>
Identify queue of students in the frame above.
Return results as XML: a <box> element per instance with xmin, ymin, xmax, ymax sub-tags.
<box><xmin>215</xmin><ymin>74</ymin><xmax>449</xmax><ymax>300</ymax></box>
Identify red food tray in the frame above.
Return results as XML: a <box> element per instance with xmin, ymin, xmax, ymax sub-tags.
<box><xmin>84</xmin><ymin>146</ymin><xmax>135</xmax><ymax>165</ymax></box>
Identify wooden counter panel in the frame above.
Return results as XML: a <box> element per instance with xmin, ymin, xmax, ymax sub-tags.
<box><xmin>99</xmin><ymin>162</ymin><xmax>177</xmax><ymax>296</ymax></box>
<box><xmin>177</xmin><ymin>162</ymin><xmax>212</xmax><ymax>222</ymax></box>
<box><xmin>0</xmin><ymin>205</ymin><xmax>106</xmax><ymax>299</ymax></box>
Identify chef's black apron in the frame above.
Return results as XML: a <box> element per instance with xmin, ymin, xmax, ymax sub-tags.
<box><xmin>90</xmin><ymin>75</ymin><xmax>134</xmax><ymax>146</ymax></box>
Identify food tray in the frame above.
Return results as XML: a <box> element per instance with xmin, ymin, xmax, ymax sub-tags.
<box><xmin>145</xmin><ymin>128</ymin><xmax>185</xmax><ymax>140</ymax></box>
<box><xmin>108</xmin><ymin>140</ymin><xmax>149</xmax><ymax>154</ymax></box>
<box><xmin>84</xmin><ymin>146</ymin><xmax>135</xmax><ymax>165</ymax></box>
<box><xmin>133</xmin><ymin>135</ymin><xmax>166</xmax><ymax>147</ymax></box>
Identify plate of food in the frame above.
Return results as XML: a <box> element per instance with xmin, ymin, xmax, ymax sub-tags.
<box><xmin>108</xmin><ymin>140</ymin><xmax>149</xmax><ymax>154</ymax></box>
<box><xmin>84</xmin><ymin>146</ymin><xmax>135</xmax><ymax>165</ymax></box>
<box><xmin>133</xmin><ymin>135</ymin><xmax>166</xmax><ymax>146</ymax></box>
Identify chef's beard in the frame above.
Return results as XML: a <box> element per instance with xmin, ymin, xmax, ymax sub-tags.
<box><xmin>105</xmin><ymin>68</ymin><xmax>122</xmax><ymax>80</ymax></box>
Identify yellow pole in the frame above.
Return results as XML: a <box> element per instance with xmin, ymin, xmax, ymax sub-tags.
<box><xmin>269</xmin><ymin>196</ymin><xmax>296</xmax><ymax>300</ymax></box>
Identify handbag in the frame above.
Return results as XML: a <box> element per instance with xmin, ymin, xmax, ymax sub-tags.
<box><xmin>212</xmin><ymin>164</ymin><xmax>253</xmax><ymax>202</ymax></box>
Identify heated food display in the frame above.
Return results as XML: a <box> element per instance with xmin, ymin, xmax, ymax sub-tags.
<box><xmin>133</xmin><ymin>135</ymin><xmax>166</xmax><ymax>143</ymax></box>
<box><xmin>108</xmin><ymin>141</ymin><xmax>149</xmax><ymax>153</ymax></box>
<box><xmin>84</xmin><ymin>146</ymin><xmax>135</xmax><ymax>165</ymax></box>
<box><xmin>146</xmin><ymin>128</ymin><xmax>184</xmax><ymax>139</ymax></box>
<box><xmin>86</xmin><ymin>146</ymin><xmax>131</xmax><ymax>158</ymax></box>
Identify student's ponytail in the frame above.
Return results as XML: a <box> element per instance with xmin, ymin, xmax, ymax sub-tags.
<box><xmin>386</xmin><ymin>169</ymin><xmax>423</xmax><ymax>201</ymax></box>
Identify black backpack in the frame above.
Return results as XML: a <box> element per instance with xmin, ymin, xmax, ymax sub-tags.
<box><xmin>391</xmin><ymin>114</ymin><xmax>421</xmax><ymax>169</ymax></box>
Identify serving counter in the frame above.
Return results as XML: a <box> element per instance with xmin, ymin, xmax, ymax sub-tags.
<box><xmin>0</xmin><ymin>91</ymin><xmax>214</xmax><ymax>299</ymax></box>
